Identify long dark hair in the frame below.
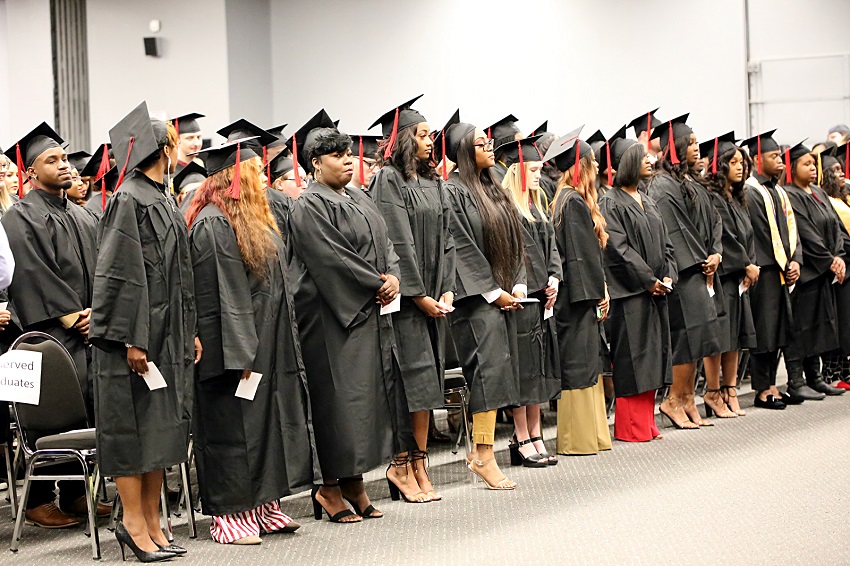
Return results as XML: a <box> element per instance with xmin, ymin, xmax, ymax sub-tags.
<box><xmin>613</xmin><ymin>143</ymin><xmax>645</xmax><ymax>188</ymax></box>
<box><xmin>456</xmin><ymin>131</ymin><xmax>524</xmax><ymax>290</ymax></box>
<box><xmin>702</xmin><ymin>147</ymin><xmax>748</xmax><ymax>205</ymax></box>
<box><xmin>656</xmin><ymin>134</ymin><xmax>696</xmax><ymax>199</ymax></box>
<box><xmin>377</xmin><ymin>127</ymin><xmax>436</xmax><ymax>182</ymax></box>
<box><xmin>822</xmin><ymin>161</ymin><xmax>845</xmax><ymax>199</ymax></box>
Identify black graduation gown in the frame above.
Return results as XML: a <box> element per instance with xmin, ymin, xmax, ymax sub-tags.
<box><xmin>491</xmin><ymin>161</ymin><xmax>508</xmax><ymax>185</ymax></box>
<box><xmin>540</xmin><ymin>174</ymin><xmax>558</xmax><ymax>207</ymax></box>
<box><xmin>515</xmin><ymin>205</ymin><xmax>562</xmax><ymax>404</ymax></box>
<box><xmin>551</xmin><ymin>189</ymin><xmax>606</xmax><ymax>390</ymax></box>
<box><xmin>90</xmin><ymin>171</ymin><xmax>196</xmax><ymax>476</ymax></box>
<box><xmin>826</xmin><ymin>197</ymin><xmax>850</xmax><ymax>354</ymax></box>
<box><xmin>784</xmin><ymin>184</ymin><xmax>842</xmax><ymax>357</ymax></box>
<box><xmin>648</xmin><ymin>174</ymin><xmax>722</xmax><ymax>364</ymax></box>
<box><xmin>370</xmin><ymin>166</ymin><xmax>455</xmax><ymax>412</ymax></box>
<box><xmin>288</xmin><ymin>182</ymin><xmax>405</xmax><ymax>479</ymax></box>
<box><xmin>710</xmin><ymin>192</ymin><xmax>757</xmax><ymax>352</ymax></box>
<box><xmin>745</xmin><ymin>175</ymin><xmax>799</xmax><ymax>353</ymax></box>
<box><xmin>189</xmin><ymin>206</ymin><xmax>316</xmax><ymax>516</ymax></box>
<box><xmin>443</xmin><ymin>172</ymin><xmax>522</xmax><ymax>413</ymax></box>
<box><xmin>600</xmin><ymin>188</ymin><xmax>675</xmax><ymax>397</ymax></box>
<box><xmin>1</xmin><ymin>189</ymin><xmax>98</xmax><ymax>416</ymax></box>
<box><xmin>265</xmin><ymin>187</ymin><xmax>293</xmax><ymax>236</ymax></box>
<box><xmin>83</xmin><ymin>192</ymin><xmax>109</xmax><ymax>217</ymax></box>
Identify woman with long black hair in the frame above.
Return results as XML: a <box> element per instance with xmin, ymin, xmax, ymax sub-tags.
<box><xmin>699</xmin><ymin>133</ymin><xmax>758</xmax><ymax>417</ymax></box>
<box><xmin>600</xmin><ymin>140</ymin><xmax>675</xmax><ymax>442</ymax></box>
<box><xmin>647</xmin><ymin>115</ymin><xmax>723</xmax><ymax>429</ymax></box>
<box><xmin>442</xmin><ymin>114</ymin><xmax>524</xmax><ymax>490</ymax></box>
<box><xmin>369</xmin><ymin>97</ymin><xmax>455</xmax><ymax>501</ymax></box>
<box><xmin>543</xmin><ymin>132</ymin><xmax>612</xmax><ymax>455</ymax></box>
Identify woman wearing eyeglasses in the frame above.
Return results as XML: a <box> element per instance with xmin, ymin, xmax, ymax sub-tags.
<box><xmin>442</xmin><ymin>115</ymin><xmax>524</xmax><ymax>490</ymax></box>
<box><xmin>369</xmin><ymin>99</ymin><xmax>455</xmax><ymax>502</ymax></box>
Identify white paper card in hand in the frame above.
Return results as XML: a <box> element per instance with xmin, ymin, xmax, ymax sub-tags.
<box><xmin>544</xmin><ymin>307</ymin><xmax>554</xmax><ymax>320</ymax></box>
<box><xmin>518</xmin><ymin>298</ymin><xmax>540</xmax><ymax>303</ymax></box>
<box><xmin>707</xmin><ymin>284</ymin><xmax>715</xmax><ymax>298</ymax></box>
<box><xmin>436</xmin><ymin>301</ymin><xmax>455</xmax><ymax>313</ymax></box>
<box><xmin>833</xmin><ymin>275</ymin><xmax>839</xmax><ymax>284</ymax></box>
<box><xmin>0</xmin><ymin>302</ymin><xmax>7</xmax><ymax>311</ymax></box>
<box><xmin>141</xmin><ymin>362</ymin><xmax>167</xmax><ymax>391</ymax></box>
<box><xmin>380</xmin><ymin>294</ymin><xmax>401</xmax><ymax>315</ymax></box>
<box><xmin>235</xmin><ymin>372</ymin><xmax>262</xmax><ymax>401</ymax></box>
<box><xmin>738</xmin><ymin>282</ymin><xmax>747</xmax><ymax>296</ymax></box>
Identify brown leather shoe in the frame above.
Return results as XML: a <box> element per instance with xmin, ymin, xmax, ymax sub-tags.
<box><xmin>25</xmin><ymin>502</ymin><xmax>81</xmax><ymax>528</ymax></box>
<box><xmin>61</xmin><ymin>496</ymin><xmax>112</xmax><ymax>518</ymax></box>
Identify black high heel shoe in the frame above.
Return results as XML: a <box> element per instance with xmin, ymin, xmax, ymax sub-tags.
<box><xmin>310</xmin><ymin>485</ymin><xmax>361</xmax><ymax>523</ymax></box>
<box><xmin>508</xmin><ymin>437</ymin><xmax>547</xmax><ymax>468</ymax></box>
<box><xmin>115</xmin><ymin>521</ymin><xmax>175</xmax><ymax>563</ymax></box>
<box><xmin>386</xmin><ymin>456</ymin><xmax>430</xmax><ymax>502</ymax></box>
<box><xmin>339</xmin><ymin>476</ymin><xmax>383</xmax><ymax>519</ymax></box>
<box><xmin>155</xmin><ymin>543</ymin><xmax>186</xmax><ymax>556</ymax></box>
<box><xmin>529</xmin><ymin>436</ymin><xmax>558</xmax><ymax>466</ymax></box>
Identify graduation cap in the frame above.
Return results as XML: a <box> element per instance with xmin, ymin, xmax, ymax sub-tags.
<box><xmin>783</xmin><ymin>140</ymin><xmax>810</xmax><ymax>185</ymax></box>
<box><xmin>80</xmin><ymin>143</ymin><xmax>113</xmax><ymax>209</ymax></box>
<box><xmin>285</xmin><ymin>109</ymin><xmax>337</xmax><ymax>186</ymax></box>
<box><xmin>110</xmin><ymin>102</ymin><xmax>171</xmax><ymax>192</ymax></box>
<box><xmin>265</xmin><ymin>124</ymin><xmax>287</xmax><ymax>149</ymax></box>
<box><xmin>698</xmin><ymin>131</ymin><xmax>738</xmax><ymax>176</ymax></box>
<box><xmin>369</xmin><ymin>94</ymin><xmax>426</xmax><ymax>159</ymax></box>
<box><xmin>96</xmin><ymin>166</ymin><xmax>119</xmax><ymax>194</ymax></box>
<box><xmin>433</xmin><ymin>110</ymin><xmax>462</xmax><ymax>180</ymax></box>
<box><xmin>170</xmin><ymin>112</ymin><xmax>204</xmax><ymax>136</ymax></box>
<box><xmin>67</xmin><ymin>151</ymin><xmax>91</xmax><ymax>174</ymax></box>
<box><xmin>486</xmin><ymin>114</ymin><xmax>521</xmax><ymax>148</ymax></box>
<box><xmin>434</xmin><ymin>110</ymin><xmax>476</xmax><ymax>179</ymax></box>
<box><xmin>542</xmin><ymin>126</ymin><xmax>588</xmax><ymax>184</ymax></box>
<box><xmin>350</xmin><ymin>134</ymin><xmax>381</xmax><ymax>185</ymax></box>
<box><xmin>650</xmin><ymin>113</ymin><xmax>692</xmax><ymax>164</ymax></box>
<box><xmin>596</xmin><ymin>125</ymin><xmax>631</xmax><ymax>186</ymax></box>
<box><xmin>268</xmin><ymin>153</ymin><xmax>295</xmax><ymax>182</ymax></box>
<box><xmin>195</xmin><ymin>137</ymin><xmax>260</xmax><ymax>199</ymax></box>
<box><xmin>529</xmin><ymin>121</ymin><xmax>549</xmax><ymax>136</ymax></box>
<box><xmin>3</xmin><ymin>122</ymin><xmax>65</xmax><ymax>198</ymax></box>
<box><xmin>628</xmin><ymin>108</ymin><xmax>661</xmax><ymax>137</ymax></box>
<box><xmin>739</xmin><ymin>129</ymin><xmax>780</xmax><ymax>176</ymax></box>
<box><xmin>172</xmin><ymin>161</ymin><xmax>207</xmax><ymax>194</ymax></box>
<box><xmin>496</xmin><ymin>135</ymin><xmax>543</xmax><ymax>192</ymax></box>
<box><xmin>586</xmin><ymin>130</ymin><xmax>606</xmax><ymax>145</ymax></box>
<box><xmin>217</xmin><ymin>119</ymin><xmax>279</xmax><ymax>183</ymax></box>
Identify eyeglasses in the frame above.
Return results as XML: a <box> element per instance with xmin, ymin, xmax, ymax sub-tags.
<box><xmin>473</xmin><ymin>139</ymin><xmax>495</xmax><ymax>150</ymax></box>
<box><xmin>71</xmin><ymin>175</ymin><xmax>81</xmax><ymax>182</ymax></box>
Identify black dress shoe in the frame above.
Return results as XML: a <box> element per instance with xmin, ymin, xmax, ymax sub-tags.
<box><xmin>753</xmin><ymin>394</ymin><xmax>786</xmax><ymax>410</ymax></box>
<box><xmin>786</xmin><ymin>384</ymin><xmax>826</xmax><ymax>401</ymax></box>
<box><xmin>779</xmin><ymin>391</ymin><xmax>804</xmax><ymax>405</ymax></box>
<box><xmin>808</xmin><ymin>379</ymin><xmax>846</xmax><ymax>396</ymax></box>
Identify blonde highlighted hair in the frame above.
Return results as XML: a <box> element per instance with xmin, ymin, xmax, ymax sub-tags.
<box><xmin>502</xmin><ymin>161</ymin><xmax>547</xmax><ymax>222</ymax></box>
<box><xmin>552</xmin><ymin>153</ymin><xmax>608</xmax><ymax>248</ymax></box>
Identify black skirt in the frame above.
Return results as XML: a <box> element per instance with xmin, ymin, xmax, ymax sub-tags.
<box><xmin>666</xmin><ymin>268</ymin><xmax>722</xmax><ymax>365</ymax></box>
<box><xmin>790</xmin><ymin>272</ymin><xmax>840</xmax><ymax>358</ymax></box>
<box><xmin>716</xmin><ymin>271</ymin><xmax>757</xmax><ymax>353</ymax></box>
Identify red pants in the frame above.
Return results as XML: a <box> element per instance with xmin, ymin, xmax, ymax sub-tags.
<box><xmin>209</xmin><ymin>499</ymin><xmax>293</xmax><ymax>544</ymax></box>
<box><xmin>614</xmin><ymin>390</ymin><xmax>660</xmax><ymax>442</ymax></box>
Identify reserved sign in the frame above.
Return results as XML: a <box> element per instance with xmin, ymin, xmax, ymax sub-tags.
<box><xmin>0</xmin><ymin>350</ymin><xmax>42</xmax><ymax>405</ymax></box>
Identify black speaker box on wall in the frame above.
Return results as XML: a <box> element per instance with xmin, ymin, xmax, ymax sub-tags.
<box><xmin>144</xmin><ymin>37</ymin><xmax>160</xmax><ymax>57</ymax></box>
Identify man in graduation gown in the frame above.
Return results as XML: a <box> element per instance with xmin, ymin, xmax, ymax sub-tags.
<box><xmin>1</xmin><ymin>123</ymin><xmax>109</xmax><ymax>528</ymax></box>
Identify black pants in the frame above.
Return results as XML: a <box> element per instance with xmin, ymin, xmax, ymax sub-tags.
<box><xmin>26</xmin><ymin>463</ymin><xmax>87</xmax><ymax>510</ymax></box>
<box><xmin>750</xmin><ymin>351</ymin><xmax>780</xmax><ymax>392</ymax></box>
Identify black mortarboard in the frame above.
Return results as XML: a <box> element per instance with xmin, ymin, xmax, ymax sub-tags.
<box><xmin>97</xmin><ymin>166</ymin><xmax>119</xmax><ymax>193</ymax></box>
<box><xmin>529</xmin><ymin>121</ymin><xmax>549</xmax><ymax>136</ymax></box>
<box><xmin>172</xmin><ymin>161</ymin><xmax>207</xmax><ymax>193</ymax></box>
<box><xmin>265</xmin><ymin>124</ymin><xmax>287</xmax><ymax>148</ymax></box>
<box><xmin>486</xmin><ymin>114</ymin><xmax>521</xmax><ymax>148</ymax></box>
<box><xmin>628</xmin><ymin>108</ymin><xmax>661</xmax><ymax>137</ymax></box>
<box><xmin>217</xmin><ymin>119</ymin><xmax>278</xmax><ymax>149</ymax></box>
<box><xmin>782</xmin><ymin>140</ymin><xmax>810</xmax><ymax>184</ymax></box>
<box><xmin>497</xmin><ymin>135</ymin><xmax>544</xmax><ymax>193</ymax></box>
<box><xmin>586</xmin><ymin>130</ymin><xmax>606</xmax><ymax>145</ymax></box>
<box><xmin>542</xmin><ymin>126</ymin><xmax>589</xmax><ymax>183</ymax></box>
<box><xmin>285</xmin><ymin>109</ymin><xmax>337</xmax><ymax>181</ymax></box>
<box><xmin>109</xmin><ymin>101</ymin><xmax>167</xmax><ymax>188</ymax></box>
<box><xmin>439</xmin><ymin>110</ymin><xmax>476</xmax><ymax>170</ymax></box>
<box><xmin>350</xmin><ymin>134</ymin><xmax>381</xmax><ymax>185</ymax></box>
<box><xmin>369</xmin><ymin>94</ymin><xmax>426</xmax><ymax>159</ymax></box>
<box><xmin>3</xmin><ymin>122</ymin><xmax>65</xmax><ymax>198</ymax></box>
<box><xmin>170</xmin><ymin>112</ymin><xmax>204</xmax><ymax>136</ymax></box>
<box><xmin>195</xmin><ymin>137</ymin><xmax>260</xmax><ymax>199</ymax></box>
<box><xmin>650</xmin><ymin>113</ymin><xmax>692</xmax><ymax>164</ymax></box>
<box><xmin>698</xmin><ymin>131</ymin><xmax>738</xmax><ymax>175</ymax></box>
<box><xmin>268</xmin><ymin>153</ymin><xmax>295</xmax><ymax>182</ymax></box>
<box><xmin>67</xmin><ymin>151</ymin><xmax>91</xmax><ymax>173</ymax></box>
<box><xmin>739</xmin><ymin>129</ymin><xmax>779</xmax><ymax>176</ymax></box>
<box><xmin>433</xmin><ymin>110</ymin><xmax>463</xmax><ymax>180</ymax></box>
<box><xmin>596</xmin><ymin>125</ymin><xmax>631</xmax><ymax>185</ymax></box>
<box><xmin>80</xmin><ymin>143</ymin><xmax>111</xmax><ymax>177</ymax></box>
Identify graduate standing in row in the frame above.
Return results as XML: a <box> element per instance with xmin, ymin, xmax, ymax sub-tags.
<box><xmin>370</xmin><ymin>97</ymin><xmax>455</xmax><ymax>502</ymax></box>
<box><xmin>600</xmin><ymin>140</ymin><xmax>675</xmax><ymax>442</ymax></box>
<box><xmin>91</xmin><ymin>103</ymin><xmax>200</xmax><ymax>561</ymax></box>
<box><xmin>186</xmin><ymin>139</ymin><xmax>316</xmax><ymax>545</ymax></box>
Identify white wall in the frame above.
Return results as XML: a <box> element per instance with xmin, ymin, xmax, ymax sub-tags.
<box><xmin>224</xmin><ymin>0</ymin><xmax>272</xmax><ymax>128</ymax></box>
<box><xmin>86</xmin><ymin>0</ymin><xmax>231</xmax><ymax>149</ymax></box>
<box><xmin>0</xmin><ymin>0</ymin><xmax>54</xmax><ymax>145</ymax></box>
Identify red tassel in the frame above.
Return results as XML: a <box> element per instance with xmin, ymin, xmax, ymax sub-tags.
<box><xmin>97</xmin><ymin>145</ymin><xmax>110</xmax><ymax>209</ymax></box>
<box><xmin>668</xmin><ymin>122</ymin><xmax>679</xmax><ymax>164</ymax></box>
<box><xmin>712</xmin><ymin>137</ymin><xmax>719</xmax><ymax>175</ymax></box>
<box><xmin>115</xmin><ymin>137</ymin><xmax>135</xmax><ymax>191</ymax></box>
<box><xmin>358</xmin><ymin>136</ymin><xmax>365</xmax><ymax>187</ymax></box>
<box><xmin>845</xmin><ymin>143</ymin><xmax>849</xmax><ymax>180</ymax></box>
<box><xmin>441</xmin><ymin>130</ymin><xmax>448</xmax><ymax>181</ymax></box>
<box><xmin>605</xmin><ymin>141</ymin><xmax>613</xmax><ymax>186</ymax></box>
<box><xmin>518</xmin><ymin>143</ymin><xmax>527</xmax><ymax>192</ymax></box>
<box><xmin>572</xmin><ymin>141</ymin><xmax>581</xmax><ymax>186</ymax></box>
<box><xmin>382</xmin><ymin>107</ymin><xmax>400</xmax><ymax>160</ymax></box>
<box><xmin>14</xmin><ymin>143</ymin><xmax>24</xmax><ymax>199</ymax></box>
<box><xmin>487</xmin><ymin>126</ymin><xmax>492</xmax><ymax>140</ymax></box>
<box><xmin>263</xmin><ymin>146</ymin><xmax>270</xmax><ymax>186</ymax></box>
<box><xmin>757</xmin><ymin>135</ymin><xmax>762</xmax><ymax>176</ymax></box>
<box><xmin>228</xmin><ymin>143</ymin><xmax>241</xmax><ymax>199</ymax></box>
<box><xmin>646</xmin><ymin>112</ymin><xmax>652</xmax><ymax>141</ymax></box>
<box><xmin>784</xmin><ymin>147</ymin><xmax>792</xmax><ymax>185</ymax></box>
<box><xmin>174</xmin><ymin>118</ymin><xmax>179</xmax><ymax>137</ymax></box>
<box><xmin>291</xmin><ymin>133</ymin><xmax>301</xmax><ymax>188</ymax></box>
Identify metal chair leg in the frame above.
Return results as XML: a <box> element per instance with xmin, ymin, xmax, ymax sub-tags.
<box><xmin>9</xmin><ymin>460</ymin><xmax>34</xmax><ymax>552</ymax></box>
<box><xmin>459</xmin><ymin>390</ymin><xmax>472</xmax><ymax>456</ymax></box>
<box><xmin>4</xmin><ymin>440</ymin><xmax>17</xmax><ymax>520</ymax></box>
<box><xmin>179</xmin><ymin>461</ymin><xmax>196</xmax><ymax>538</ymax></box>
<box><xmin>109</xmin><ymin>493</ymin><xmax>121</xmax><ymax>532</ymax></box>
<box><xmin>80</xmin><ymin>458</ymin><xmax>100</xmax><ymax>560</ymax></box>
<box><xmin>160</xmin><ymin>472</ymin><xmax>173</xmax><ymax>543</ymax></box>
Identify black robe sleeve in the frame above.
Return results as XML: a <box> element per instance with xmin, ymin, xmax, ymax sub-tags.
<box><xmin>786</xmin><ymin>188</ymin><xmax>836</xmax><ymax>279</ymax></box>
<box><xmin>600</xmin><ymin>197</ymin><xmax>657</xmax><ymax>294</ymax></box>
<box><xmin>1</xmin><ymin>206</ymin><xmax>83</xmax><ymax>326</ymax></box>
<box><xmin>190</xmin><ymin>214</ymin><xmax>258</xmax><ymax>381</ymax></box>
<box><xmin>545</xmin><ymin>219</ymin><xmax>563</xmax><ymax>281</ymax></box>
<box><xmin>444</xmin><ymin>181</ymin><xmax>500</xmax><ymax>299</ymax></box>
<box><xmin>556</xmin><ymin>192</ymin><xmax>606</xmax><ymax>303</ymax></box>
<box><xmin>440</xmin><ymin>181</ymin><xmax>457</xmax><ymax>294</ymax></box>
<box><xmin>289</xmin><ymin>192</ymin><xmax>386</xmax><ymax>329</ymax></box>
<box><xmin>90</xmin><ymin>192</ymin><xmax>151</xmax><ymax>350</ymax></box>
<box><xmin>648</xmin><ymin>175</ymin><xmax>708</xmax><ymax>272</ymax></box>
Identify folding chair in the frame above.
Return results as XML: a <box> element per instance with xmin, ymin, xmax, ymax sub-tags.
<box><xmin>442</xmin><ymin>368</ymin><xmax>472</xmax><ymax>456</ymax></box>
<box><xmin>7</xmin><ymin>332</ymin><xmax>101</xmax><ymax>560</ymax></box>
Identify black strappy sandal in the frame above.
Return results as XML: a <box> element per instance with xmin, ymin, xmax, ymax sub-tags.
<box><xmin>339</xmin><ymin>476</ymin><xmax>383</xmax><ymax>519</ymax></box>
<box><xmin>311</xmin><ymin>485</ymin><xmax>362</xmax><ymax>523</ymax></box>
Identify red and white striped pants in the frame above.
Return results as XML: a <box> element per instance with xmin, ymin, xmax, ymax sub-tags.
<box><xmin>209</xmin><ymin>499</ymin><xmax>293</xmax><ymax>544</ymax></box>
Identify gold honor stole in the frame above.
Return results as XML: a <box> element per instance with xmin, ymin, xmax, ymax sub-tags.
<box><xmin>829</xmin><ymin>196</ymin><xmax>850</xmax><ymax>235</ymax></box>
<box><xmin>746</xmin><ymin>176</ymin><xmax>797</xmax><ymax>281</ymax></box>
